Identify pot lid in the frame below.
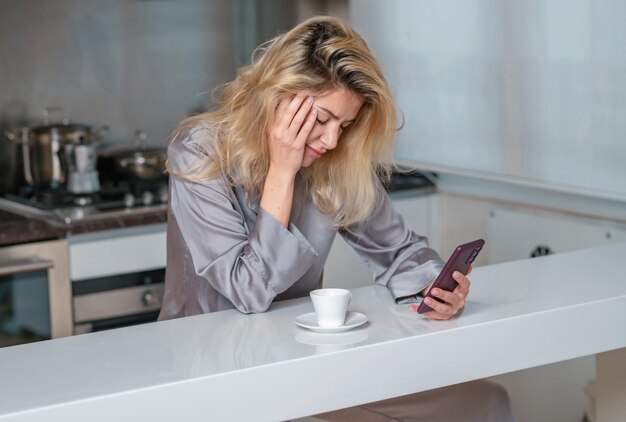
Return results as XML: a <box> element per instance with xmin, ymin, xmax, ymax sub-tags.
<box><xmin>99</xmin><ymin>130</ymin><xmax>165</xmax><ymax>157</ymax></box>
<box><xmin>31</xmin><ymin>122</ymin><xmax>93</xmax><ymax>133</ymax></box>
<box><xmin>100</xmin><ymin>145</ymin><xmax>165</xmax><ymax>157</ymax></box>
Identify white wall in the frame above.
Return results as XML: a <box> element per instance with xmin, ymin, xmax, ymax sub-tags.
<box><xmin>350</xmin><ymin>0</ymin><xmax>626</xmax><ymax>201</ymax></box>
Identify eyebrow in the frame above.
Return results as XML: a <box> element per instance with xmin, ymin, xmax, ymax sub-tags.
<box><xmin>318</xmin><ymin>106</ymin><xmax>357</xmax><ymax>123</ymax></box>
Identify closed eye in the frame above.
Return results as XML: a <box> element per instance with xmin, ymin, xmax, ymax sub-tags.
<box><xmin>316</xmin><ymin>118</ymin><xmax>329</xmax><ymax>125</ymax></box>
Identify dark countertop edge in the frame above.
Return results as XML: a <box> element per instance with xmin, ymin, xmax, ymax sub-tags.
<box><xmin>0</xmin><ymin>209</ymin><xmax>167</xmax><ymax>247</ymax></box>
<box><xmin>0</xmin><ymin>231</ymin><xmax>67</xmax><ymax>248</ymax></box>
<box><xmin>67</xmin><ymin>210</ymin><xmax>167</xmax><ymax>235</ymax></box>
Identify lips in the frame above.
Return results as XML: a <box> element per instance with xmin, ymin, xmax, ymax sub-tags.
<box><xmin>305</xmin><ymin>145</ymin><xmax>322</xmax><ymax>158</ymax></box>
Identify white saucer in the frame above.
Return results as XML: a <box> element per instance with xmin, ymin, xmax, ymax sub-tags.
<box><xmin>294</xmin><ymin>311</ymin><xmax>368</xmax><ymax>333</ymax></box>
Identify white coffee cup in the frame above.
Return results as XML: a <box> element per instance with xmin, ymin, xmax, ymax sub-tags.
<box><xmin>310</xmin><ymin>288</ymin><xmax>352</xmax><ymax>327</ymax></box>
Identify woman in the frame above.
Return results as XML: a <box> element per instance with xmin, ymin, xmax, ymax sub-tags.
<box><xmin>159</xmin><ymin>16</ymin><xmax>514</xmax><ymax>422</ymax></box>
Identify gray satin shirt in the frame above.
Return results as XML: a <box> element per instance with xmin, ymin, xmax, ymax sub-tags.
<box><xmin>158</xmin><ymin>124</ymin><xmax>444</xmax><ymax>320</ymax></box>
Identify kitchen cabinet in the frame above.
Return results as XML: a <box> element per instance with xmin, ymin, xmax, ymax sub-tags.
<box><xmin>0</xmin><ymin>239</ymin><xmax>72</xmax><ymax>341</ymax></box>
<box><xmin>0</xmin><ymin>206</ymin><xmax>168</xmax><ymax>343</ymax></box>
<box><xmin>435</xmin><ymin>192</ymin><xmax>626</xmax><ymax>265</ymax></box>
<box><xmin>487</xmin><ymin>206</ymin><xmax>626</xmax><ymax>264</ymax></box>
<box><xmin>324</xmin><ymin>192</ymin><xmax>433</xmax><ymax>289</ymax></box>
<box><xmin>68</xmin><ymin>224</ymin><xmax>166</xmax><ymax>281</ymax></box>
<box><xmin>68</xmin><ymin>224</ymin><xmax>167</xmax><ymax>334</ymax></box>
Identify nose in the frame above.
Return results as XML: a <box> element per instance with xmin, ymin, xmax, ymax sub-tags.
<box><xmin>320</xmin><ymin>126</ymin><xmax>340</xmax><ymax>151</ymax></box>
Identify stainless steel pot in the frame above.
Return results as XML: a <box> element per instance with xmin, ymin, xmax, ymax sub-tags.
<box><xmin>3</xmin><ymin>127</ymin><xmax>33</xmax><ymax>188</ymax></box>
<box><xmin>4</xmin><ymin>108</ymin><xmax>107</xmax><ymax>189</ymax></box>
<box><xmin>100</xmin><ymin>130</ymin><xmax>167</xmax><ymax>180</ymax></box>
<box><xmin>30</xmin><ymin>122</ymin><xmax>96</xmax><ymax>187</ymax></box>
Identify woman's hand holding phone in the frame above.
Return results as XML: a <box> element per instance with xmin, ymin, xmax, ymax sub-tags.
<box><xmin>409</xmin><ymin>267</ymin><xmax>472</xmax><ymax>320</ymax></box>
<box><xmin>409</xmin><ymin>239</ymin><xmax>484</xmax><ymax>320</ymax></box>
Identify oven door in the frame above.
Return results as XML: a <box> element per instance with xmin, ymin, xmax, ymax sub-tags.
<box><xmin>68</xmin><ymin>224</ymin><xmax>166</xmax><ymax>334</ymax></box>
<box><xmin>73</xmin><ymin>268</ymin><xmax>164</xmax><ymax>334</ymax></box>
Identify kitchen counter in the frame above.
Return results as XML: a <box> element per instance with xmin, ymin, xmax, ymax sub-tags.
<box><xmin>0</xmin><ymin>210</ymin><xmax>66</xmax><ymax>247</ymax></box>
<box><xmin>65</xmin><ymin>207</ymin><xmax>167</xmax><ymax>235</ymax></box>
<box><xmin>0</xmin><ymin>242</ymin><xmax>625</xmax><ymax>421</ymax></box>
<box><xmin>0</xmin><ymin>207</ymin><xmax>167</xmax><ymax>247</ymax></box>
<box><xmin>0</xmin><ymin>206</ymin><xmax>167</xmax><ymax>340</ymax></box>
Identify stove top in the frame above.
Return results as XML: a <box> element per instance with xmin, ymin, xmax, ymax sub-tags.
<box><xmin>0</xmin><ymin>180</ymin><xmax>168</xmax><ymax>225</ymax></box>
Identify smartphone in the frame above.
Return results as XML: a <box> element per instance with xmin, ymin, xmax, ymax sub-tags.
<box><xmin>416</xmin><ymin>239</ymin><xmax>485</xmax><ymax>314</ymax></box>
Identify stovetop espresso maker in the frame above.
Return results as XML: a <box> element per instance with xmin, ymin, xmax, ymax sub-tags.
<box><xmin>64</xmin><ymin>143</ymin><xmax>100</xmax><ymax>194</ymax></box>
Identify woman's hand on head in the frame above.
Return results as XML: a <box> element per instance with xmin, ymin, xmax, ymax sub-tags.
<box><xmin>409</xmin><ymin>268</ymin><xmax>472</xmax><ymax>320</ymax></box>
<box><xmin>267</xmin><ymin>93</ymin><xmax>318</xmax><ymax>178</ymax></box>
<box><xmin>260</xmin><ymin>93</ymin><xmax>317</xmax><ymax>227</ymax></box>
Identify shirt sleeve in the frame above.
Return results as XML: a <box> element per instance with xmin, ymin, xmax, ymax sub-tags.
<box><xmin>168</xmin><ymin>127</ymin><xmax>319</xmax><ymax>313</ymax></box>
<box><xmin>339</xmin><ymin>185</ymin><xmax>444</xmax><ymax>304</ymax></box>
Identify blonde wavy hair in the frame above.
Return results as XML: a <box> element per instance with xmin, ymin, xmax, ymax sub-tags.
<box><xmin>170</xmin><ymin>16</ymin><xmax>397</xmax><ymax>228</ymax></box>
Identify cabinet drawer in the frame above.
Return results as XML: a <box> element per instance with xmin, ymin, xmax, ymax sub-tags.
<box><xmin>69</xmin><ymin>226</ymin><xmax>166</xmax><ymax>281</ymax></box>
<box><xmin>73</xmin><ymin>283</ymin><xmax>164</xmax><ymax>323</ymax></box>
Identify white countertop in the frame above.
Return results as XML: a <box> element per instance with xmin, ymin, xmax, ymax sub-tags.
<box><xmin>1</xmin><ymin>242</ymin><xmax>626</xmax><ymax>421</ymax></box>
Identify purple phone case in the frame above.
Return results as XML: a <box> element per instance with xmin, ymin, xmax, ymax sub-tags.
<box><xmin>416</xmin><ymin>239</ymin><xmax>485</xmax><ymax>314</ymax></box>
